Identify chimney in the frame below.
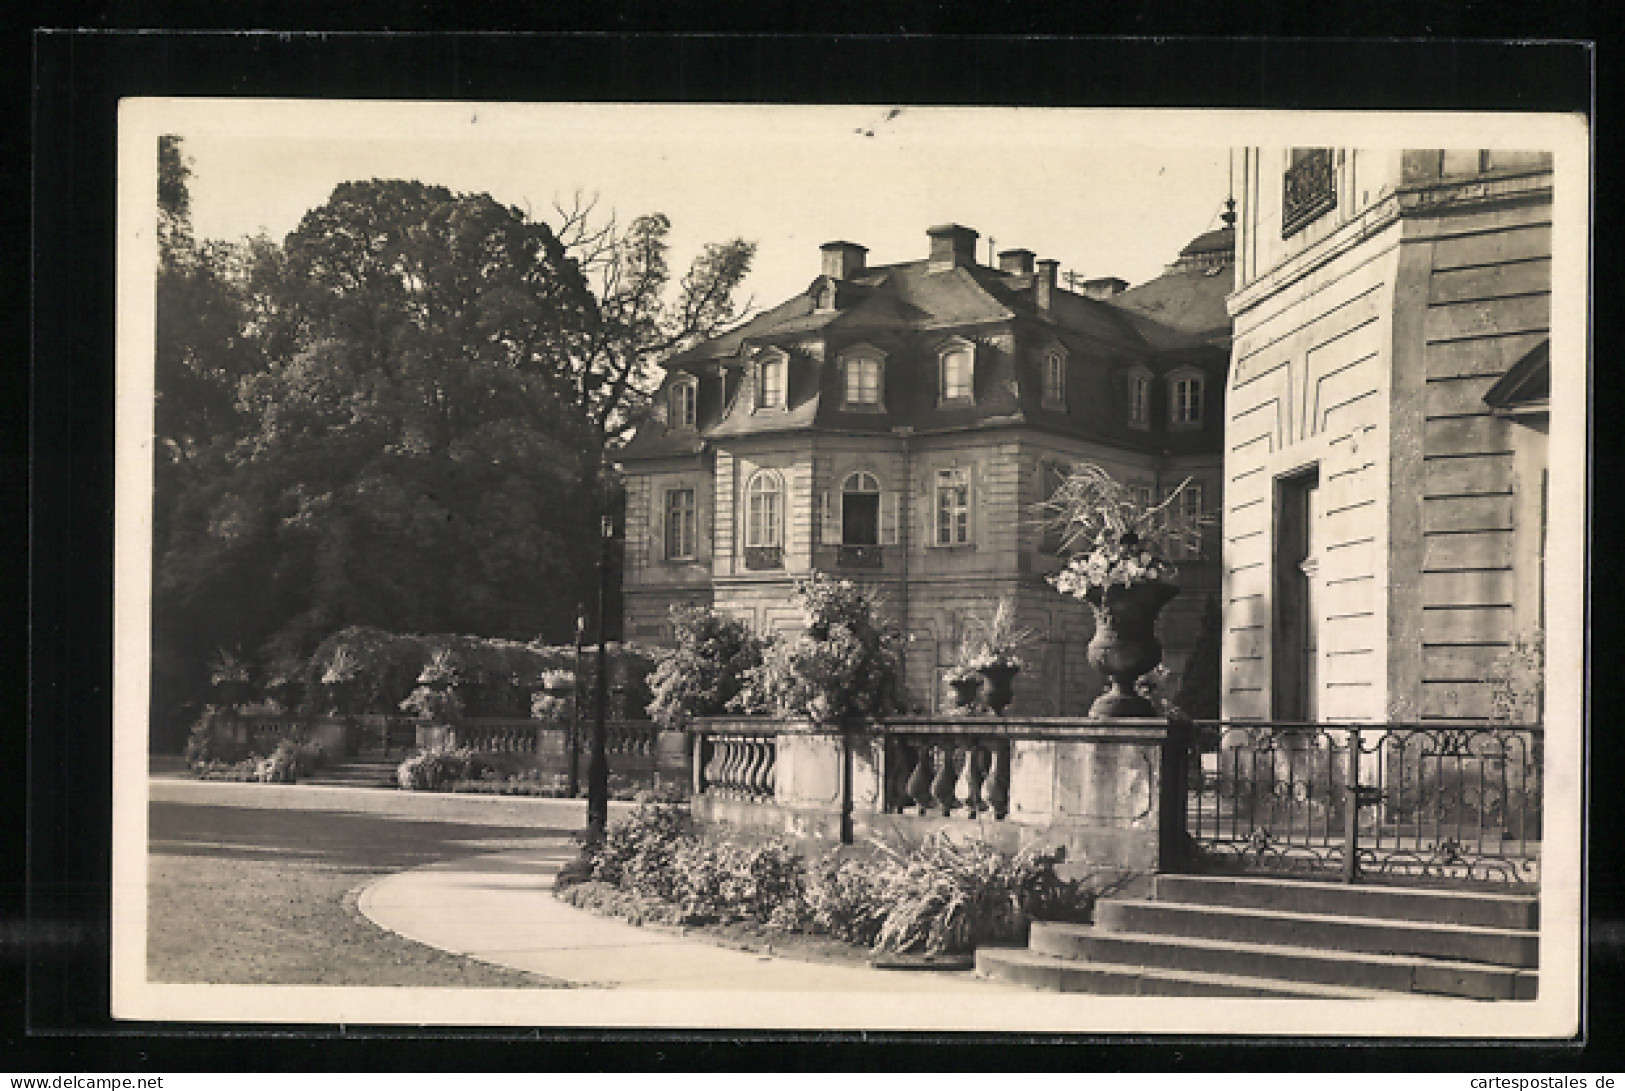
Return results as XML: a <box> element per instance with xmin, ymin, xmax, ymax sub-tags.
<box><xmin>1081</xmin><ymin>276</ymin><xmax>1128</xmax><ymax>300</ymax></box>
<box><xmin>1035</xmin><ymin>259</ymin><xmax>1059</xmax><ymax>312</ymax></box>
<box><xmin>927</xmin><ymin>224</ymin><xmax>979</xmax><ymax>271</ymax></box>
<box><xmin>998</xmin><ymin>248</ymin><xmax>1035</xmax><ymax>276</ymax></box>
<box><xmin>820</xmin><ymin>240</ymin><xmax>868</xmax><ymax>280</ymax></box>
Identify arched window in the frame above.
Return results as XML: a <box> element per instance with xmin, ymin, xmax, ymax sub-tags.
<box><xmin>939</xmin><ymin>340</ymin><xmax>975</xmax><ymax>402</ymax></box>
<box><xmin>669</xmin><ymin>376</ymin><xmax>698</xmax><ymax>429</ymax></box>
<box><xmin>841</xmin><ymin>470</ymin><xmax>881</xmax><ymax>547</ymax></box>
<box><xmin>744</xmin><ymin>470</ymin><xmax>784</xmax><ymax>551</ymax></box>
<box><xmin>757</xmin><ymin>353</ymin><xmax>787</xmax><ymax>410</ymax></box>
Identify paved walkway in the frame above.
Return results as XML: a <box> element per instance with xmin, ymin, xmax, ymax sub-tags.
<box><xmin>151</xmin><ymin>774</ymin><xmax>1021</xmax><ymax>993</ymax></box>
<box><xmin>357</xmin><ymin>846</ymin><xmax>1026</xmax><ymax>992</ymax></box>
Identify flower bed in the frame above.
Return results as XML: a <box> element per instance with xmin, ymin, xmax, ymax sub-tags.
<box><xmin>554</xmin><ymin>799</ymin><xmax>1098</xmax><ymax>956</ymax></box>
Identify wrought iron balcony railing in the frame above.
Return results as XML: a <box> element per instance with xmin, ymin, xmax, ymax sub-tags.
<box><xmin>1282</xmin><ymin>148</ymin><xmax>1337</xmax><ymax>237</ymax></box>
<box><xmin>743</xmin><ymin>545</ymin><xmax>783</xmax><ymax>571</ymax></box>
<box><xmin>837</xmin><ymin>544</ymin><xmax>884</xmax><ymax>569</ymax></box>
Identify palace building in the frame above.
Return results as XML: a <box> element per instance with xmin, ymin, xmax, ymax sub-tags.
<box><xmin>619</xmin><ymin>222</ymin><xmax>1234</xmax><ymax>715</ymax></box>
<box><xmin>1221</xmin><ymin>149</ymin><xmax>1553</xmax><ymax>723</ymax></box>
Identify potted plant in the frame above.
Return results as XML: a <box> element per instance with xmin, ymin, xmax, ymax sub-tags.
<box><xmin>942</xmin><ymin>664</ymin><xmax>984</xmax><ymax>713</ymax></box>
<box><xmin>208</xmin><ymin>648</ymin><xmax>253</xmax><ymax>711</ymax></box>
<box><xmin>1039</xmin><ymin>463</ymin><xmax>1205</xmax><ymax>717</ymax></box>
<box><xmin>962</xmin><ymin>598</ymin><xmax>1035</xmax><ymax>714</ymax></box>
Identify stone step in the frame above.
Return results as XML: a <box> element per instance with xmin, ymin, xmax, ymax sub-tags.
<box><xmin>1029</xmin><ymin>921</ymin><xmax>1538</xmax><ymax>999</ymax></box>
<box><xmin>974</xmin><ymin>948</ymin><xmax>1406</xmax><ymax>999</ymax></box>
<box><xmin>1095</xmin><ymin>898</ymin><xmax>1539</xmax><ymax>968</ymax></box>
<box><xmin>1153</xmin><ymin>874</ymin><xmax>1539</xmax><ymax>931</ymax></box>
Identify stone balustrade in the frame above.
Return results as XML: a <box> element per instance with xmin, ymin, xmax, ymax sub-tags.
<box><xmin>688</xmin><ymin>715</ymin><xmax>1177</xmax><ymax>871</ymax></box>
<box><xmin>696</xmin><ymin>730</ymin><xmax>777</xmax><ymax>803</ymax></box>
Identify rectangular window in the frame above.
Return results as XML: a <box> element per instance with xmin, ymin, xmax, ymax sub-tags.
<box><xmin>1173</xmin><ymin>377</ymin><xmax>1203</xmax><ymax>424</ymax></box>
<box><xmin>845</xmin><ymin>358</ymin><xmax>882</xmax><ymax>406</ymax></box>
<box><xmin>670</xmin><ymin>381</ymin><xmax>697</xmax><ymax>429</ymax></box>
<box><xmin>665</xmin><ymin>488</ymin><xmax>696</xmax><ymax>560</ymax></box>
<box><xmin>935</xmin><ymin>469</ymin><xmax>970</xmax><ymax>546</ymax></box>
<box><xmin>1128</xmin><ymin>374</ymin><xmax>1149</xmax><ymax>427</ymax></box>
<box><xmin>758</xmin><ymin>359</ymin><xmax>785</xmax><ymax>409</ymax></box>
<box><xmin>941</xmin><ymin>349</ymin><xmax>973</xmax><ymax>400</ymax></box>
<box><xmin>1166</xmin><ymin>483</ymin><xmax>1204</xmax><ymax>560</ymax></box>
<box><xmin>1043</xmin><ymin>353</ymin><xmax>1066</xmax><ymax>407</ymax></box>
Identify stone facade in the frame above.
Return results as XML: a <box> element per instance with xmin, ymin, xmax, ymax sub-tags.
<box><xmin>622</xmin><ymin>224</ymin><xmax>1232</xmax><ymax>715</ymax></box>
<box><xmin>1224</xmin><ymin>149</ymin><xmax>1552</xmax><ymax>722</ymax></box>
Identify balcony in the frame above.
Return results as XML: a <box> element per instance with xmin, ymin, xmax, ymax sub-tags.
<box><xmin>743</xmin><ymin>545</ymin><xmax>783</xmax><ymax>571</ymax></box>
<box><xmin>837</xmin><ymin>544</ymin><xmax>884</xmax><ymax>569</ymax></box>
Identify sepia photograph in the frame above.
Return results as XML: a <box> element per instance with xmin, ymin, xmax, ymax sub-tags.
<box><xmin>109</xmin><ymin>99</ymin><xmax>1588</xmax><ymax>1036</ymax></box>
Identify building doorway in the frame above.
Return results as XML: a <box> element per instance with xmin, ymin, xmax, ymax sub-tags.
<box><xmin>1273</xmin><ymin>467</ymin><xmax>1321</xmax><ymax>722</ymax></box>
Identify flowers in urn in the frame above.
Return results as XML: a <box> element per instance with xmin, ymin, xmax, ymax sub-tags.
<box><xmin>1038</xmin><ymin>463</ymin><xmax>1202</xmax><ymax>602</ymax></box>
<box><xmin>1038</xmin><ymin>463</ymin><xmax>1206</xmax><ymax>717</ymax></box>
<box><xmin>963</xmin><ymin>598</ymin><xmax>1035</xmax><ymax>671</ymax></box>
<box><xmin>960</xmin><ymin>598</ymin><xmax>1035</xmax><ymax>713</ymax></box>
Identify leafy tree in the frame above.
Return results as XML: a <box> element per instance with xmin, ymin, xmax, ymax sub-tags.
<box><xmin>645</xmin><ymin>606</ymin><xmax>766</xmax><ymax>728</ymax></box>
<box><xmin>554</xmin><ymin>197</ymin><xmax>755</xmax><ymax>446</ymax></box>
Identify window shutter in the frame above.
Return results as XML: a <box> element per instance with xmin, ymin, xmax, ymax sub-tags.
<box><xmin>971</xmin><ymin>460</ymin><xmax>984</xmax><ymax>547</ymax></box>
<box><xmin>820</xmin><ymin>489</ymin><xmax>838</xmax><ymax>546</ymax></box>
<box><xmin>881</xmin><ymin>490</ymin><xmax>900</xmax><ymax>546</ymax></box>
<box><xmin>697</xmin><ymin>488</ymin><xmax>711</xmax><ymax>559</ymax></box>
<box><xmin>653</xmin><ymin>487</ymin><xmax>666</xmax><ymax>561</ymax></box>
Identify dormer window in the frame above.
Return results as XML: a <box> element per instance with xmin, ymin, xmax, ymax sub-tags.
<box><xmin>840</xmin><ymin>347</ymin><xmax>885</xmax><ymax>410</ymax></box>
<box><xmin>669</xmin><ymin>376</ymin><xmax>698</xmax><ymax>429</ymax></box>
<box><xmin>1169</xmin><ymin>370</ymin><xmax>1204</xmax><ymax>429</ymax></box>
<box><xmin>938</xmin><ymin>338</ymin><xmax>975</xmax><ymax>403</ymax></box>
<box><xmin>1041</xmin><ymin>348</ymin><xmax>1067</xmax><ymax>409</ymax></box>
<box><xmin>756</xmin><ymin>352</ymin><xmax>787</xmax><ymax>410</ymax></box>
<box><xmin>1126</xmin><ymin>368</ymin><xmax>1151</xmax><ymax>429</ymax></box>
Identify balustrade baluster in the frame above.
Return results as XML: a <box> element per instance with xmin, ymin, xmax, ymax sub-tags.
<box><xmin>931</xmin><ymin>742</ymin><xmax>959</xmax><ymax>816</ymax></box>
<box><xmin>885</xmin><ymin>741</ymin><xmax>913</xmax><ymax>813</ymax></box>
<box><xmin>720</xmin><ymin>739</ymin><xmax>743</xmax><ymax>797</ymax></box>
<box><xmin>982</xmin><ymin>743</ymin><xmax>1010</xmax><ymax>819</ymax></box>
<box><xmin>906</xmin><ymin>744</ymin><xmax>935</xmax><ymax>815</ymax></box>
<box><xmin>739</xmin><ymin>739</ymin><xmax>763</xmax><ymax>799</ymax></box>
<box><xmin>752</xmin><ymin>738</ymin><xmax>775</xmax><ymax>800</ymax></box>
<box><xmin>959</xmin><ymin>744</ymin><xmax>987</xmax><ymax>817</ymax></box>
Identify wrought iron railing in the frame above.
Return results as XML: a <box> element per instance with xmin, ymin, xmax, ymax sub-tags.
<box><xmin>837</xmin><ymin>544</ymin><xmax>885</xmax><ymax>569</ymax></box>
<box><xmin>1177</xmin><ymin>719</ymin><xmax>1542</xmax><ymax>886</ymax></box>
<box><xmin>1282</xmin><ymin>147</ymin><xmax>1337</xmax><ymax>237</ymax></box>
<box><xmin>743</xmin><ymin>545</ymin><xmax>783</xmax><ymax>571</ymax></box>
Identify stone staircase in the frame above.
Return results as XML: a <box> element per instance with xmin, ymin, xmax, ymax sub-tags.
<box><xmin>300</xmin><ymin>754</ymin><xmax>403</xmax><ymax>788</ymax></box>
<box><xmin>977</xmin><ymin>873</ymin><xmax>1540</xmax><ymax>999</ymax></box>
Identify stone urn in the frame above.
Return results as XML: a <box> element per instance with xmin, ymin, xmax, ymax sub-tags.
<box><xmin>945</xmin><ymin>674</ymin><xmax>983</xmax><ymax>713</ymax></box>
<box><xmin>977</xmin><ymin>663</ymin><xmax>1021</xmax><ymax>714</ymax></box>
<box><xmin>1085</xmin><ymin>580</ymin><xmax>1179</xmax><ymax>717</ymax></box>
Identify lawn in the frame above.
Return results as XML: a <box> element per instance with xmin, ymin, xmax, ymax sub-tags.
<box><xmin>148</xmin><ymin>802</ymin><xmax>575</xmax><ymax>987</ymax></box>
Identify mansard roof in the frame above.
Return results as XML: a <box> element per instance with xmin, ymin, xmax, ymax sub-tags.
<box><xmin>623</xmin><ymin>228</ymin><xmax>1231</xmax><ymax>461</ymax></box>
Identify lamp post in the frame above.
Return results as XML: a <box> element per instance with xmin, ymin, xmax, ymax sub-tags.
<box><xmin>568</xmin><ymin>609</ymin><xmax>584</xmax><ymax>798</ymax></box>
<box><xmin>586</xmin><ymin>513</ymin><xmax>613</xmax><ymax>835</ymax></box>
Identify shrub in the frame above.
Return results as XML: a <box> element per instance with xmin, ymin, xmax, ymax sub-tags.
<box><xmin>559</xmin><ymin>803</ymin><xmax>1096</xmax><ymax>956</ymax></box>
<box><xmin>183</xmin><ymin>712</ymin><xmax>248</xmax><ymax>767</ymax></box>
<box><xmin>587</xmin><ymin>798</ymin><xmax>693</xmax><ymax>893</ymax></box>
<box><xmin>646</xmin><ymin>606</ymin><xmax>766</xmax><ymax>728</ymax></box>
<box><xmin>734</xmin><ymin>575</ymin><xmax>903</xmax><ymax>726</ymax></box>
<box><xmin>398</xmin><ymin>686</ymin><xmax>465</xmax><ymax>722</ymax></box>
<box><xmin>860</xmin><ymin>836</ymin><xmax>1088</xmax><ymax>955</ymax></box>
<box><xmin>395</xmin><ymin>745</ymin><xmax>490</xmax><ymax>791</ymax></box>
<box><xmin>194</xmin><ymin>738</ymin><xmax>324</xmax><ymax>783</ymax></box>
